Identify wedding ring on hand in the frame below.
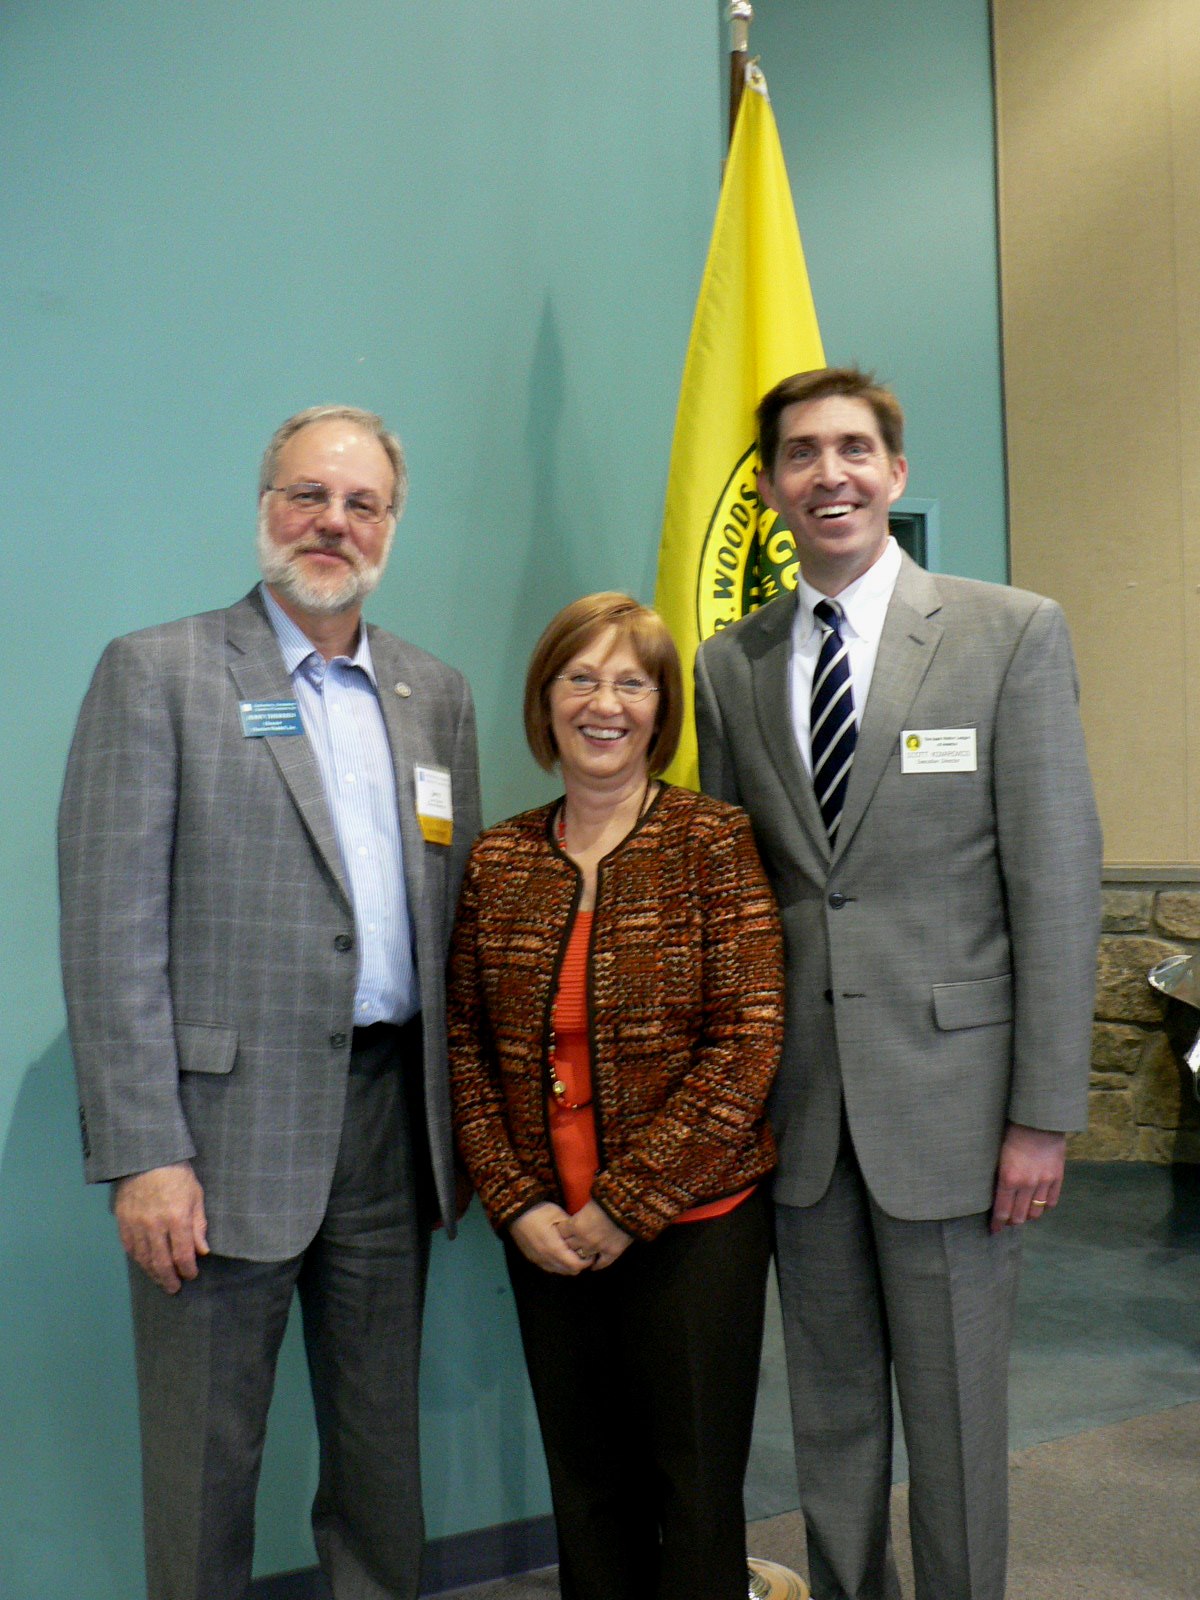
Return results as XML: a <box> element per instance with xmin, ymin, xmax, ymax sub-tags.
<box><xmin>1030</xmin><ymin>1200</ymin><xmax>1046</xmax><ymax>1209</ymax></box>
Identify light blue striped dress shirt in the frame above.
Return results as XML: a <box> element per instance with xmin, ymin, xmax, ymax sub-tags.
<box><xmin>261</xmin><ymin>584</ymin><xmax>418</xmax><ymax>1025</ymax></box>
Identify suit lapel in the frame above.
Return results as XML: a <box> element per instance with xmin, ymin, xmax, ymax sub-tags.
<box><xmin>833</xmin><ymin>554</ymin><xmax>944</xmax><ymax>862</ymax></box>
<box><xmin>225</xmin><ymin>593</ymin><xmax>352</xmax><ymax>907</ymax></box>
<box><xmin>369</xmin><ymin>629</ymin><xmax>428</xmax><ymax>926</ymax></box>
<box><xmin>749</xmin><ymin>599</ymin><xmax>831</xmax><ymax>865</ymax></box>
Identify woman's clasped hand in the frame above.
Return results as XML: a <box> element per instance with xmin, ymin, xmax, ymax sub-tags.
<box><xmin>509</xmin><ymin>1198</ymin><xmax>632</xmax><ymax>1274</ymax></box>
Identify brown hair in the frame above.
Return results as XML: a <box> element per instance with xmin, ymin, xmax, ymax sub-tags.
<box><xmin>757</xmin><ymin>367</ymin><xmax>905</xmax><ymax>478</ymax></box>
<box><xmin>523</xmin><ymin>593</ymin><xmax>684</xmax><ymax>775</ymax></box>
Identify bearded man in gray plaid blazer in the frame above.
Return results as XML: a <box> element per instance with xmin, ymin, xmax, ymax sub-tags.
<box><xmin>59</xmin><ymin>406</ymin><xmax>481</xmax><ymax>1600</ymax></box>
<box><xmin>696</xmin><ymin>369</ymin><xmax>1102</xmax><ymax>1600</ymax></box>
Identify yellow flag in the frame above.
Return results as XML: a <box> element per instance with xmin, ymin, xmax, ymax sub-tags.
<box><xmin>654</xmin><ymin>65</ymin><xmax>823</xmax><ymax>789</ymax></box>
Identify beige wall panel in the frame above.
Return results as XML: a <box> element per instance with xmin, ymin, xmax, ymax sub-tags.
<box><xmin>1167</xmin><ymin>0</ymin><xmax>1200</xmax><ymax>862</ymax></box>
<box><xmin>994</xmin><ymin>0</ymin><xmax>1193</xmax><ymax>864</ymax></box>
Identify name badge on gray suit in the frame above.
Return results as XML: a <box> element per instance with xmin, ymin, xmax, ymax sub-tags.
<box><xmin>901</xmin><ymin>728</ymin><xmax>976</xmax><ymax>772</ymax></box>
<box><xmin>239</xmin><ymin>701</ymin><xmax>303</xmax><ymax>738</ymax></box>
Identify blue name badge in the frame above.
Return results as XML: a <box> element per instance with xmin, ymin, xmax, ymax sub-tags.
<box><xmin>239</xmin><ymin>700</ymin><xmax>303</xmax><ymax>738</ymax></box>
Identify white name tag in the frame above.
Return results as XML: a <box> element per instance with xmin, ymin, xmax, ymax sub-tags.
<box><xmin>900</xmin><ymin>728</ymin><xmax>977</xmax><ymax>773</ymax></box>
<box><xmin>414</xmin><ymin>764</ymin><xmax>453</xmax><ymax>845</ymax></box>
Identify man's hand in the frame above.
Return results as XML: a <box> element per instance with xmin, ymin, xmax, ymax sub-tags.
<box><xmin>114</xmin><ymin>1162</ymin><xmax>209</xmax><ymax>1293</ymax></box>
<box><xmin>508</xmin><ymin>1202</ymin><xmax>589</xmax><ymax>1275</ymax></box>
<box><xmin>558</xmin><ymin>1200</ymin><xmax>633</xmax><ymax>1272</ymax></box>
<box><xmin>990</xmin><ymin>1122</ymin><xmax>1066</xmax><ymax>1234</ymax></box>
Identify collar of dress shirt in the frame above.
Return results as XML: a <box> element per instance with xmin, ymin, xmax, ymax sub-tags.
<box><xmin>259</xmin><ymin>582</ymin><xmax>377</xmax><ymax>687</ymax></box>
<box><xmin>793</xmin><ymin>535</ymin><xmax>903</xmax><ymax>649</ymax></box>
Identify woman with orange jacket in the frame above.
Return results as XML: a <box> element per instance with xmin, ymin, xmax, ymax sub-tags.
<box><xmin>448</xmin><ymin>593</ymin><xmax>784</xmax><ymax>1600</ymax></box>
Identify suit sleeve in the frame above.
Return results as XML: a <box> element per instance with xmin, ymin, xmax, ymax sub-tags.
<box><xmin>994</xmin><ymin>600</ymin><xmax>1102</xmax><ymax>1131</ymax></box>
<box><xmin>58</xmin><ymin>637</ymin><xmax>194</xmax><ymax>1182</ymax></box>
<box><xmin>694</xmin><ymin>642</ymin><xmax>744</xmax><ymax>806</ymax></box>
<box><xmin>446</xmin><ymin>671</ymin><xmax>482</xmax><ymax>927</ymax></box>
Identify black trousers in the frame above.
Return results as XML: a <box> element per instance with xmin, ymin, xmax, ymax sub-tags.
<box><xmin>505</xmin><ymin>1188</ymin><xmax>771</xmax><ymax>1600</ymax></box>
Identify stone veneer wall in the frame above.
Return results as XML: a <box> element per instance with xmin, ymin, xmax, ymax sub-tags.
<box><xmin>1071</xmin><ymin>883</ymin><xmax>1200</xmax><ymax>1162</ymax></box>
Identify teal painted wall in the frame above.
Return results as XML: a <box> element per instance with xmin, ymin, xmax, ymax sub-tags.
<box><xmin>756</xmin><ymin>0</ymin><xmax>1008</xmax><ymax>582</ymax></box>
<box><xmin>0</xmin><ymin>2</ymin><xmax>1004</xmax><ymax>1595</ymax></box>
<box><xmin>0</xmin><ymin>4</ymin><xmax>722</xmax><ymax>1594</ymax></box>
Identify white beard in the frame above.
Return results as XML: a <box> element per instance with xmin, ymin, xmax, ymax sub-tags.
<box><xmin>255</xmin><ymin>507</ymin><xmax>394</xmax><ymax>617</ymax></box>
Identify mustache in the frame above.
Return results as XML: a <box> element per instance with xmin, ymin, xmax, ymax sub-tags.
<box><xmin>291</xmin><ymin>534</ymin><xmax>363</xmax><ymax>566</ymax></box>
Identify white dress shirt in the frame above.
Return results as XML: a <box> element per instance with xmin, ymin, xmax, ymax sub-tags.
<box><xmin>788</xmin><ymin>536</ymin><xmax>903</xmax><ymax>775</ymax></box>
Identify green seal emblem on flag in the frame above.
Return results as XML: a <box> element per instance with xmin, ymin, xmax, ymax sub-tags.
<box><xmin>696</xmin><ymin>446</ymin><xmax>799</xmax><ymax>638</ymax></box>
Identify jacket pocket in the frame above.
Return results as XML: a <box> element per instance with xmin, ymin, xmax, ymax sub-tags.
<box><xmin>931</xmin><ymin>974</ymin><xmax>1013</xmax><ymax>1031</ymax></box>
<box><xmin>175</xmin><ymin>1022</ymin><xmax>238</xmax><ymax>1074</ymax></box>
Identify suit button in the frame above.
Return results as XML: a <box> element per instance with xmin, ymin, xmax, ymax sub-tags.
<box><xmin>334</xmin><ymin>933</ymin><xmax>353</xmax><ymax>953</ymax></box>
<box><xmin>828</xmin><ymin>890</ymin><xmax>847</xmax><ymax>909</ymax></box>
<box><xmin>330</xmin><ymin>1031</ymin><xmax>347</xmax><ymax>1049</ymax></box>
<box><xmin>823</xmin><ymin>989</ymin><xmax>833</xmax><ymax>1004</ymax></box>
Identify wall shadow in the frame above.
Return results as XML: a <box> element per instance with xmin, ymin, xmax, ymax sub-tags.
<box><xmin>420</xmin><ymin>1205</ymin><xmax>551</xmax><ymax>1539</ymax></box>
<box><xmin>0</xmin><ymin>1033</ymin><xmax>318</xmax><ymax>1599</ymax></box>
<box><xmin>0</xmin><ymin>1033</ymin><xmax>142</xmax><ymax>1598</ymax></box>
<box><xmin>483</xmin><ymin>294</ymin><xmax>593</xmax><ymax>824</ymax></box>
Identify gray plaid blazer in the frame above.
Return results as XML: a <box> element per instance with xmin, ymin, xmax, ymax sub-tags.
<box><xmin>695</xmin><ymin>553</ymin><xmax>1102</xmax><ymax>1220</ymax></box>
<box><xmin>59</xmin><ymin>589</ymin><xmax>481</xmax><ymax>1259</ymax></box>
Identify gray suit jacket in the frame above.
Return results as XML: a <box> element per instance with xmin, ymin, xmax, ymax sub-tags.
<box><xmin>59</xmin><ymin>589</ymin><xmax>481</xmax><ymax>1259</ymax></box>
<box><xmin>695</xmin><ymin>553</ymin><xmax>1102</xmax><ymax>1221</ymax></box>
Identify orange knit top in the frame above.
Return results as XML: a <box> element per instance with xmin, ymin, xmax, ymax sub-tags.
<box><xmin>550</xmin><ymin>911</ymin><xmax>752</xmax><ymax>1224</ymax></box>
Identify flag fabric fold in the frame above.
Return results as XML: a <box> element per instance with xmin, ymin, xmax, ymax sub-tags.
<box><xmin>654</xmin><ymin>64</ymin><xmax>823</xmax><ymax>789</ymax></box>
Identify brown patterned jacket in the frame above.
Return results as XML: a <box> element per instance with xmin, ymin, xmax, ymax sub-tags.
<box><xmin>447</xmin><ymin>784</ymin><xmax>784</xmax><ymax>1241</ymax></box>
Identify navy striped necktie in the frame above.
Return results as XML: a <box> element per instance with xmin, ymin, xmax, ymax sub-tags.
<box><xmin>811</xmin><ymin>598</ymin><xmax>857</xmax><ymax>843</ymax></box>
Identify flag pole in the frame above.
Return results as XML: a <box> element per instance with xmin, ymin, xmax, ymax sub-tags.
<box><xmin>656</xmin><ymin>10</ymin><xmax>823</xmax><ymax>795</ymax></box>
<box><xmin>727</xmin><ymin>1</ymin><xmax>753</xmax><ymax>146</ymax></box>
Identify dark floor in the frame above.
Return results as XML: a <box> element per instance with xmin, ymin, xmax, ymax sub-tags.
<box><xmin>432</xmin><ymin>1160</ymin><xmax>1200</xmax><ymax>1596</ymax></box>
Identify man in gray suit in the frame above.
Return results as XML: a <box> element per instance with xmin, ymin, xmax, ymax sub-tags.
<box><xmin>59</xmin><ymin>405</ymin><xmax>481</xmax><ymax>1600</ymax></box>
<box><xmin>695</xmin><ymin>368</ymin><xmax>1101</xmax><ymax>1600</ymax></box>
